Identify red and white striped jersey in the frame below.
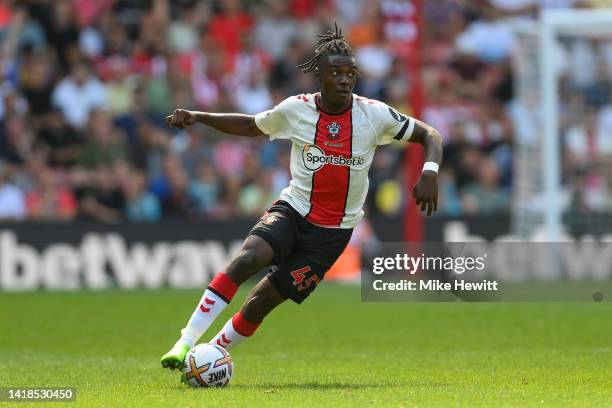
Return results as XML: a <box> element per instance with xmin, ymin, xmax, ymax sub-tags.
<box><xmin>255</xmin><ymin>93</ymin><xmax>416</xmax><ymax>229</ymax></box>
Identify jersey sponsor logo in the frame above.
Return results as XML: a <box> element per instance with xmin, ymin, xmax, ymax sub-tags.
<box><xmin>326</xmin><ymin>122</ymin><xmax>341</xmax><ymax>139</ymax></box>
<box><xmin>302</xmin><ymin>145</ymin><xmax>364</xmax><ymax>172</ymax></box>
<box><xmin>388</xmin><ymin>107</ymin><xmax>408</xmax><ymax>122</ymax></box>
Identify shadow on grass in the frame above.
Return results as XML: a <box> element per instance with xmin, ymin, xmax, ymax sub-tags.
<box><xmin>233</xmin><ymin>381</ymin><xmax>451</xmax><ymax>390</ymax></box>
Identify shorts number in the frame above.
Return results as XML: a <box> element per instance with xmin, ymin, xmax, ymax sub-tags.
<box><xmin>290</xmin><ymin>266</ymin><xmax>319</xmax><ymax>292</ymax></box>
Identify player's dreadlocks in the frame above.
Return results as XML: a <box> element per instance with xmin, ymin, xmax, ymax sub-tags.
<box><xmin>297</xmin><ymin>22</ymin><xmax>354</xmax><ymax>74</ymax></box>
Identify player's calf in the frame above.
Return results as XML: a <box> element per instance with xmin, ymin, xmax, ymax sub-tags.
<box><xmin>240</xmin><ymin>275</ymin><xmax>286</xmax><ymax>322</ymax></box>
<box><xmin>209</xmin><ymin>277</ymin><xmax>285</xmax><ymax>350</ymax></box>
<box><xmin>209</xmin><ymin>311</ymin><xmax>260</xmax><ymax>351</ymax></box>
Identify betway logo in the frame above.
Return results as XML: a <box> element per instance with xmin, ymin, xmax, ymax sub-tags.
<box><xmin>302</xmin><ymin>144</ymin><xmax>364</xmax><ymax>171</ymax></box>
<box><xmin>443</xmin><ymin>221</ymin><xmax>612</xmax><ymax>280</ymax></box>
<box><xmin>0</xmin><ymin>231</ymin><xmax>242</xmax><ymax>291</ymax></box>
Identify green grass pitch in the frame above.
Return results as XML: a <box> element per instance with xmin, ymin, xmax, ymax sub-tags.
<box><xmin>1</xmin><ymin>284</ymin><xmax>611</xmax><ymax>407</ymax></box>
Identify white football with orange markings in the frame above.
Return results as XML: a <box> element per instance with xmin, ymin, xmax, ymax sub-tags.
<box><xmin>182</xmin><ymin>344</ymin><xmax>233</xmax><ymax>388</ymax></box>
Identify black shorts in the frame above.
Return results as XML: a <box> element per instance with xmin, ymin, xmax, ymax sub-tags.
<box><xmin>248</xmin><ymin>201</ymin><xmax>353</xmax><ymax>304</ymax></box>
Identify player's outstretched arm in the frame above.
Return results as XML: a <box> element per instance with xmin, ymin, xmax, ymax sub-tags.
<box><xmin>165</xmin><ymin>109</ymin><xmax>264</xmax><ymax>137</ymax></box>
<box><xmin>409</xmin><ymin>119</ymin><xmax>443</xmax><ymax>216</ymax></box>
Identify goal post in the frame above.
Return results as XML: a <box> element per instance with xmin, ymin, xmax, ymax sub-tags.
<box><xmin>512</xmin><ymin>9</ymin><xmax>612</xmax><ymax>241</ymax></box>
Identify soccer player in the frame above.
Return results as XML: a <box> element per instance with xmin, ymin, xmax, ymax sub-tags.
<box><xmin>161</xmin><ymin>25</ymin><xmax>443</xmax><ymax>370</ymax></box>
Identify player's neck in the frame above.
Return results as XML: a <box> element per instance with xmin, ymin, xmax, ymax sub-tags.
<box><xmin>317</xmin><ymin>93</ymin><xmax>352</xmax><ymax>115</ymax></box>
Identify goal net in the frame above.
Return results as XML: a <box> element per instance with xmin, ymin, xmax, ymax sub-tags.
<box><xmin>512</xmin><ymin>10</ymin><xmax>612</xmax><ymax>240</ymax></box>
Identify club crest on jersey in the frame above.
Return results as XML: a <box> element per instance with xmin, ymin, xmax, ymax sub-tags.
<box><xmin>262</xmin><ymin>214</ymin><xmax>278</xmax><ymax>225</ymax></box>
<box><xmin>326</xmin><ymin>122</ymin><xmax>341</xmax><ymax>139</ymax></box>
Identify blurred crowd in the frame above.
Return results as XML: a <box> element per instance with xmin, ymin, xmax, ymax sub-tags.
<box><xmin>557</xmin><ymin>38</ymin><xmax>612</xmax><ymax>215</ymax></box>
<box><xmin>0</xmin><ymin>0</ymin><xmax>605</xmax><ymax>223</ymax></box>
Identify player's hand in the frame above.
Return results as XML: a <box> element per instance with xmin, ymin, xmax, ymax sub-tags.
<box><xmin>166</xmin><ymin>109</ymin><xmax>197</xmax><ymax>129</ymax></box>
<box><xmin>412</xmin><ymin>170</ymin><xmax>438</xmax><ymax>216</ymax></box>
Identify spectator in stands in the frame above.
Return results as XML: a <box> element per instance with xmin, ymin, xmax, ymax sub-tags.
<box><xmin>254</xmin><ymin>0</ymin><xmax>296</xmax><ymax>60</ymax></box>
<box><xmin>151</xmin><ymin>155</ymin><xmax>197</xmax><ymax>219</ymax></box>
<box><xmin>167</xmin><ymin>3</ymin><xmax>204</xmax><ymax>55</ymax></box>
<box><xmin>564</xmin><ymin>110</ymin><xmax>612</xmax><ymax>168</ymax></box>
<box><xmin>25</xmin><ymin>166</ymin><xmax>76</xmax><ymax>221</ymax></box>
<box><xmin>462</xmin><ymin>157</ymin><xmax>510</xmax><ymax>214</ymax></box>
<box><xmin>44</xmin><ymin>0</ymin><xmax>80</xmax><ymax>72</ymax></box>
<box><xmin>189</xmin><ymin>162</ymin><xmax>219</xmax><ymax>215</ymax></box>
<box><xmin>0</xmin><ymin>163</ymin><xmax>26</xmax><ymax>221</ymax></box>
<box><xmin>208</xmin><ymin>0</ymin><xmax>253</xmax><ymax>57</ymax></box>
<box><xmin>7</xmin><ymin>0</ymin><xmax>601</xmax><ymax>223</ymax></box>
<box><xmin>0</xmin><ymin>116</ymin><xmax>34</xmax><ymax>165</ymax></box>
<box><xmin>436</xmin><ymin>166</ymin><xmax>463</xmax><ymax>217</ymax></box>
<box><xmin>123</xmin><ymin>168</ymin><xmax>162</xmax><ymax>223</ymax></box>
<box><xmin>75</xmin><ymin>163</ymin><xmax>125</xmax><ymax>222</ymax></box>
<box><xmin>455</xmin><ymin>4</ymin><xmax>516</xmax><ymax>64</ymax></box>
<box><xmin>77</xmin><ymin>109</ymin><xmax>127</xmax><ymax>168</ymax></box>
<box><xmin>233</xmin><ymin>70</ymin><xmax>273</xmax><ymax>115</ymax></box>
<box><xmin>20</xmin><ymin>49</ymin><xmax>56</xmax><ymax>123</ymax></box>
<box><xmin>37</xmin><ymin>108</ymin><xmax>82</xmax><ymax>168</ymax></box>
<box><xmin>237</xmin><ymin>155</ymin><xmax>274</xmax><ymax>216</ymax></box>
<box><xmin>52</xmin><ymin>61</ymin><xmax>107</xmax><ymax>128</ymax></box>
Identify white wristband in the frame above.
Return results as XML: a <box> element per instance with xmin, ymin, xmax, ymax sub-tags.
<box><xmin>422</xmin><ymin>162</ymin><xmax>439</xmax><ymax>173</ymax></box>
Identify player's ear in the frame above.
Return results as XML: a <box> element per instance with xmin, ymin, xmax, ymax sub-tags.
<box><xmin>314</xmin><ymin>67</ymin><xmax>320</xmax><ymax>79</ymax></box>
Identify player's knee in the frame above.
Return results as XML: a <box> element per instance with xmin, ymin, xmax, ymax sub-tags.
<box><xmin>227</xmin><ymin>248</ymin><xmax>266</xmax><ymax>282</ymax></box>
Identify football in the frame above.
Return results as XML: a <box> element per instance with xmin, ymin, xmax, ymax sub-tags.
<box><xmin>182</xmin><ymin>344</ymin><xmax>233</xmax><ymax>388</ymax></box>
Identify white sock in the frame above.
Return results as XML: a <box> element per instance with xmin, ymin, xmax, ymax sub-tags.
<box><xmin>209</xmin><ymin>318</ymin><xmax>248</xmax><ymax>351</ymax></box>
<box><xmin>179</xmin><ymin>289</ymin><xmax>228</xmax><ymax>347</ymax></box>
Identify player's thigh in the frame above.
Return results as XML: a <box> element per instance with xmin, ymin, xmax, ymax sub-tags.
<box><xmin>265</xmin><ymin>254</ymin><xmax>325</xmax><ymax>304</ymax></box>
<box><xmin>247</xmin><ymin>201</ymin><xmax>299</xmax><ymax>264</ymax></box>
<box><xmin>268</xmin><ymin>227</ymin><xmax>353</xmax><ymax>303</ymax></box>
<box><xmin>266</xmin><ymin>246</ymin><xmax>347</xmax><ymax>304</ymax></box>
<box><xmin>224</xmin><ymin>234</ymin><xmax>276</xmax><ymax>284</ymax></box>
<box><xmin>300</xmin><ymin>226</ymin><xmax>353</xmax><ymax>267</ymax></box>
